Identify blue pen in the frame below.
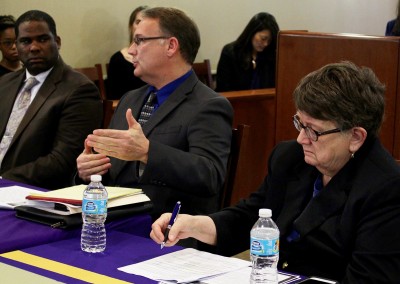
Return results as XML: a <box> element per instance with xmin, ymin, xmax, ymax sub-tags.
<box><xmin>161</xmin><ymin>201</ymin><xmax>181</xmax><ymax>249</ymax></box>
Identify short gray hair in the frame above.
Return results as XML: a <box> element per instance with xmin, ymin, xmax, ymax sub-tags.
<box><xmin>293</xmin><ymin>61</ymin><xmax>385</xmax><ymax>138</ymax></box>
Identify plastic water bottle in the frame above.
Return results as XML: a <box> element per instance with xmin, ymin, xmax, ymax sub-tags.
<box><xmin>250</xmin><ymin>208</ymin><xmax>280</xmax><ymax>284</ymax></box>
<box><xmin>81</xmin><ymin>174</ymin><xmax>108</xmax><ymax>253</ymax></box>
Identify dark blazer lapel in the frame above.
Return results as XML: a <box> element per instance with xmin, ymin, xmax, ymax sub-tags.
<box><xmin>111</xmin><ymin>72</ymin><xmax>197</xmax><ymax>181</ymax></box>
<box><xmin>293</xmin><ymin>172</ymin><xmax>349</xmax><ymax>238</ymax></box>
<box><xmin>0</xmin><ymin>72</ymin><xmax>25</xmax><ymax>134</ymax></box>
<box><xmin>140</xmin><ymin>72</ymin><xmax>196</xmax><ymax>136</ymax></box>
<box><xmin>276</xmin><ymin>165</ymin><xmax>318</xmax><ymax>236</ymax></box>
<box><xmin>13</xmin><ymin>58</ymin><xmax>64</xmax><ymax>142</ymax></box>
<box><xmin>109</xmin><ymin>89</ymin><xmax>147</xmax><ymax>180</ymax></box>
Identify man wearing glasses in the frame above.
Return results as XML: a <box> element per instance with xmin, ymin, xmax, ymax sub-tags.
<box><xmin>77</xmin><ymin>7</ymin><xmax>233</xmax><ymax>220</ymax></box>
<box><xmin>0</xmin><ymin>15</ymin><xmax>21</xmax><ymax>77</ymax></box>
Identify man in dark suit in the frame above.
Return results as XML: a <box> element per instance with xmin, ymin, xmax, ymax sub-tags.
<box><xmin>76</xmin><ymin>7</ymin><xmax>233</xmax><ymax>218</ymax></box>
<box><xmin>0</xmin><ymin>10</ymin><xmax>102</xmax><ymax>189</ymax></box>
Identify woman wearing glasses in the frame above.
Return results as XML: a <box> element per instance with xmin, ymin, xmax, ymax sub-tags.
<box><xmin>151</xmin><ymin>61</ymin><xmax>400</xmax><ymax>283</ymax></box>
<box><xmin>0</xmin><ymin>15</ymin><xmax>21</xmax><ymax>77</ymax></box>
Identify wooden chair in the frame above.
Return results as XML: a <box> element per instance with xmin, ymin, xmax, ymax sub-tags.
<box><xmin>192</xmin><ymin>59</ymin><xmax>213</xmax><ymax>89</ymax></box>
<box><xmin>75</xmin><ymin>64</ymin><xmax>107</xmax><ymax>100</ymax></box>
<box><xmin>102</xmin><ymin>99</ymin><xmax>114</xmax><ymax>128</ymax></box>
<box><xmin>220</xmin><ymin>124</ymin><xmax>250</xmax><ymax>209</ymax></box>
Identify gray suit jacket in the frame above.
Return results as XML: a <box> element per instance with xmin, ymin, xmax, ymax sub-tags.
<box><xmin>107</xmin><ymin>71</ymin><xmax>233</xmax><ymax>218</ymax></box>
<box><xmin>0</xmin><ymin>57</ymin><xmax>102</xmax><ymax>189</ymax></box>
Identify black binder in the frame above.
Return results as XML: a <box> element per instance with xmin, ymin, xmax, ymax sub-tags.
<box><xmin>15</xmin><ymin>201</ymin><xmax>153</xmax><ymax>229</ymax></box>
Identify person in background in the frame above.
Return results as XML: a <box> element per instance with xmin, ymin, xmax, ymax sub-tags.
<box><xmin>106</xmin><ymin>6</ymin><xmax>147</xmax><ymax>99</ymax></box>
<box><xmin>215</xmin><ymin>12</ymin><xmax>279</xmax><ymax>92</ymax></box>
<box><xmin>76</xmin><ymin>7</ymin><xmax>233</xmax><ymax>220</ymax></box>
<box><xmin>386</xmin><ymin>0</ymin><xmax>400</xmax><ymax>35</ymax></box>
<box><xmin>0</xmin><ymin>10</ymin><xmax>102</xmax><ymax>189</ymax></box>
<box><xmin>151</xmin><ymin>61</ymin><xmax>400</xmax><ymax>283</ymax></box>
<box><xmin>0</xmin><ymin>15</ymin><xmax>22</xmax><ymax>76</ymax></box>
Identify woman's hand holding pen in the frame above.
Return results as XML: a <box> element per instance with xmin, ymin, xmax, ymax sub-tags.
<box><xmin>150</xmin><ymin>213</ymin><xmax>218</xmax><ymax>247</ymax></box>
<box><xmin>150</xmin><ymin>213</ymin><xmax>189</xmax><ymax>247</ymax></box>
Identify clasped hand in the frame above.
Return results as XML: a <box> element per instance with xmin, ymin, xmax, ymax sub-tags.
<box><xmin>77</xmin><ymin>109</ymin><xmax>149</xmax><ymax>182</ymax></box>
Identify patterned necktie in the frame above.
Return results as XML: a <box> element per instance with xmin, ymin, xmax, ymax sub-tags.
<box><xmin>18</xmin><ymin>77</ymin><xmax>39</xmax><ymax>109</ymax></box>
<box><xmin>0</xmin><ymin>77</ymin><xmax>39</xmax><ymax>166</ymax></box>
<box><xmin>138</xmin><ymin>92</ymin><xmax>157</xmax><ymax>126</ymax></box>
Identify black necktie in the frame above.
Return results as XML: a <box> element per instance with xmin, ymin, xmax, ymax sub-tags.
<box><xmin>138</xmin><ymin>92</ymin><xmax>157</xmax><ymax>126</ymax></box>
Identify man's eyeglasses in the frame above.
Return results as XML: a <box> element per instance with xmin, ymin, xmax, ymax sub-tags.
<box><xmin>132</xmin><ymin>36</ymin><xmax>169</xmax><ymax>46</ymax></box>
<box><xmin>293</xmin><ymin>115</ymin><xmax>341</xmax><ymax>142</ymax></box>
<box><xmin>0</xmin><ymin>40</ymin><xmax>16</xmax><ymax>49</ymax></box>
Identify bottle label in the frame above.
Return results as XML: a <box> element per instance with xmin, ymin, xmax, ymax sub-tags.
<box><xmin>250</xmin><ymin>237</ymin><xmax>279</xmax><ymax>257</ymax></box>
<box><xmin>82</xmin><ymin>199</ymin><xmax>107</xmax><ymax>214</ymax></box>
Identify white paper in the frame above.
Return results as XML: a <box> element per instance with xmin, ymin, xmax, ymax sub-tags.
<box><xmin>0</xmin><ymin>186</ymin><xmax>42</xmax><ymax>209</ymax></box>
<box><xmin>118</xmin><ymin>248</ymin><xmax>250</xmax><ymax>283</ymax></box>
<box><xmin>201</xmin><ymin>267</ymin><xmax>302</xmax><ymax>284</ymax></box>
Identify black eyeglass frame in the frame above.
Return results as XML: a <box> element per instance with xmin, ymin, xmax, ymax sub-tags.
<box><xmin>132</xmin><ymin>36</ymin><xmax>169</xmax><ymax>46</ymax></box>
<box><xmin>293</xmin><ymin>115</ymin><xmax>341</xmax><ymax>142</ymax></box>
<box><xmin>0</xmin><ymin>40</ymin><xmax>16</xmax><ymax>49</ymax></box>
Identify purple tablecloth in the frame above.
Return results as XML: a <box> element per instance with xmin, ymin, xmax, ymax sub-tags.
<box><xmin>1</xmin><ymin>231</ymin><xmax>182</xmax><ymax>283</ymax></box>
<box><xmin>0</xmin><ymin>179</ymin><xmax>152</xmax><ymax>254</ymax></box>
<box><xmin>0</xmin><ymin>231</ymin><xmax>307</xmax><ymax>283</ymax></box>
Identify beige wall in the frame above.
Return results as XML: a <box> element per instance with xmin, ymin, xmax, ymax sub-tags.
<box><xmin>3</xmin><ymin>0</ymin><xmax>397</xmax><ymax>72</ymax></box>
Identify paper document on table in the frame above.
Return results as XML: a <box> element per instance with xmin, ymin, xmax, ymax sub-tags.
<box><xmin>201</xmin><ymin>266</ymin><xmax>302</xmax><ymax>284</ymax></box>
<box><xmin>118</xmin><ymin>248</ymin><xmax>250</xmax><ymax>283</ymax></box>
<box><xmin>26</xmin><ymin>185</ymin><xmax>143</xmax><ymax>205</ymax></box>
<box><xmin>0</xmin><ymin>186</ymin><xmax>42</xmax><ymax>209</ymax></box>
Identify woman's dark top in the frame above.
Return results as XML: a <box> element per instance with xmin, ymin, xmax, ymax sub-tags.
<box><xmin>385</xmin><ymin>19</ymin><xmax>400</xmax><ymax>36</ymax></box>
<box><xmin>215</xmin><ymin>42</ymin><xmax>276</xmax><ymax>92</ymax></box>
<box><xmin>0</xmin><ymin>64</ymin><xmax>12</xmax><ymax>77</ymax></box>
<box><xmin>106</xmin><ymin>51</ymin><xmax>146</xmax><ymax>100</ymax></box>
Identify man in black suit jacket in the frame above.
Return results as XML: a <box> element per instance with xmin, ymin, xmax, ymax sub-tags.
<box><xmin>77</xmin><ymin>7</ymin><xmax>233</xmax><ymax>218</ymax></box>
<box><xmin>151</xmin><ymin>62</ymin><xmax>400</xmax><ymax>283</ymax></box>
<box><xmin>0</xmin><ymin>10</ymin><xmax>102</xmax><ymax>189</ymax></box>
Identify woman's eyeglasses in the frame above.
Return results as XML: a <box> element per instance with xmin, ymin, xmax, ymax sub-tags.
<box><xmin>0</xmin><ymin>40</ymin><xmax>16</xmax><ymax>49</ymax></box>
<box><xmin>293</xmin><ymin>115</ymin><xmax>341</xmax><ymax>141</ymax></box>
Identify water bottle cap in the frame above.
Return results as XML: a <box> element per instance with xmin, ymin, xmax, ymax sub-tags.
<box><xmin>90</xmin><ymin>175</ymin><xmax>102</xmax><ymax>182</ymax></box>
<box><xmin>259</xmin><ymin>208</ymin><xmax>272</xmax><ymax>218</ymax></box>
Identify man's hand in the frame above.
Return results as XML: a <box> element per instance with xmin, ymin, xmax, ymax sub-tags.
<box><xmin>86</xmin><ymin>108</ymin><xmax>150</xmax><ymax>163</ymax></box>
<box><xmin>76</xmin><ymin>139</ymin><xmax>111</xmax><ymax>182</ymax></box>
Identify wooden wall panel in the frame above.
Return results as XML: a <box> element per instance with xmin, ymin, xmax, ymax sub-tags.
<box><xmin>275</xmin><ymin>31</ymin><xmax>400</xmax><ymax>158</ymax></box>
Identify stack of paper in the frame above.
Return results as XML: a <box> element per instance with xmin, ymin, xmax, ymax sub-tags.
<box><xmin>24</xmin><ymin>185</ymin><xmax>150</xmax><ymax>215</ymax></box>
<box><xmin>0</xmin><ymin>186</ymin><xmax>43</xmax><ymax>209</ymax></box>
<box><xmin>118</xmin><ymin>248</ymin><xmax>302</xmax><ymax>283</ymax></box>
